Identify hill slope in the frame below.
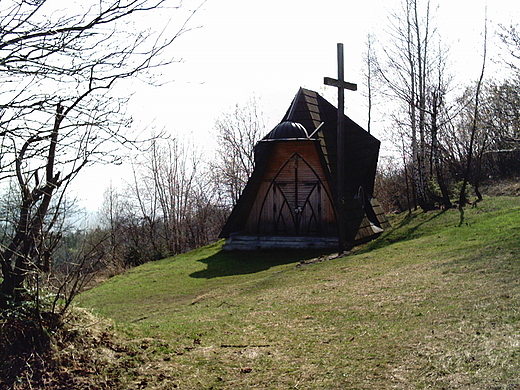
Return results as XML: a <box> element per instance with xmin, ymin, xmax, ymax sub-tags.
<box><xmin>77</xmin><ymin>196</ymin><xmax>520</xmax><ymax>389</ymax></box>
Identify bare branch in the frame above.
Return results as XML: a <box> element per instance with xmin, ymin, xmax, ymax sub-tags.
<box><xmin>0</xmin><ymin>0</ymin><xmax>201</xmax><ymax>307</ymax></box>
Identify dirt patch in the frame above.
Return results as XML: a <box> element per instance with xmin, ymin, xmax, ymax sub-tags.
<box><xmin>0</xmin><ymin>307</ymin><xmax>171</xmax><ymax>390</ymax></box>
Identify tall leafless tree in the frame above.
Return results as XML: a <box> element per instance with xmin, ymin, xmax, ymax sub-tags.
<box><xmin>458</xmin><ymin>11</ymin><xmax>487</xmax><ymax>213</ymax></box>
<box><xmin>212</xmin><ymin>97</ymin><xmax>266</xmax><ymax>206</ymax></box>
<box><xmin>380</xmin><ymin>0</ymin><xmax>442</xmax><ymax>211</ymax></box>
<box><xmin>0</xmin><ymin>0</ymin><xmax>199</xmax><ymax>307</ymax></box>
<box><xmin>363</xmin><ymin>33</ymin><xmax>381</xmax><ymax>135</ymax></box>
<box><xmin>126</xmin><ymin>136</ymin><xmax>223</xmax><ymax>257</ymax></box>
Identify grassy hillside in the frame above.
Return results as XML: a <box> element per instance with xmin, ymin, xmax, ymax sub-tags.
<box><xmin>77</xmin><ymin>196</ymin><xmax>520</xmax><ymax>389</ymax></box>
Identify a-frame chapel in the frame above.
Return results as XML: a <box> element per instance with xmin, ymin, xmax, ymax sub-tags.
<box><xmin>219</xmin><ymin>87</ymin><xmax>390</xmax><ymax>250</ymax></box>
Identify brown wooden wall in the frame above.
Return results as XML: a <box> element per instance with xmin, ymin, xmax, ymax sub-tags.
<box><xmin>244</xmin><ymin>140</ymin><xmax>337</xmax><ymax>236</ymax></box>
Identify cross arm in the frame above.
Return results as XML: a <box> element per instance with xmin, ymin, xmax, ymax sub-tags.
<box><xmin>324</xmin><ymin>77</ymin><xmax>358</xmax><ymax>91</ymax></box>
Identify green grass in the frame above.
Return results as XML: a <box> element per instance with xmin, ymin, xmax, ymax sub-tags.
<box><xmin>77</xmin><ymin>196</ymin><xmax>520</xmax><ymax>389</ymax></box>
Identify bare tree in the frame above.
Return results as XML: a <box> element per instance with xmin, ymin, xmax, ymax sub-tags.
<box><xmin>143</xmin><ymin>137</ymin><xmax>201</xmax><ymax>254</ymax></box>
<box><xmin>428</xmin><ymin>43</ymin><xmax>454</xmax><ymax>209</ymax></box>
<box><xmin>499</xmin><ymin>23</ymin><xmax>520</xmax><ymax>74</ymax></box>
<box><xmin>484</xmin><ymin>81</ymin><xmax>520</xmax><ymax>153</ymax></box>
<box><xmin>97</xmin><ymin>184</ymin><xmax>132</xmax><ymax>271</ymax></box>
<box><xmin>380</xmin><ymin>0</ymin><xmax>441</xmax><ymax>211</ymax></box>
<box><xmin>374</xmin><ymin>156</ymin><xmax>412</xmax><ymax>213</ymax></box>
<box><xmin>0</xmin><ymin>0</ymin><xmax>198</xmax><ymax>307</ymax></box>
<box><xmin>458</xmin><ymin>11</ymin><xmax>487</xmax><ymax>213</ymax></box>
<box><xmin>363</xmin><ymin>33</ymin><xmax>381</xmax><ymax>134</ymax></box>
<box><xmin>475</xmin><ymin>24</ymin><xmax>520</xmax><ymax>166</ymax></box>
<box><xmin>50</xmin><ymin>229</ymin><xmax>110</xmax><ymax>315</ymax></box>
<box><xmin>128</xmin><ymin>136</ymin><xmax>222</xmax><ymax>257</ymax></box>
<box><xmin>212</xmin><ymin>97</ymin><xmax>266</xmax><ymax>206</ymax></box>
<box><xmin>91</xmin><ymin>136</ymin><xmax>225</xmax><ymax>271</ymax></box>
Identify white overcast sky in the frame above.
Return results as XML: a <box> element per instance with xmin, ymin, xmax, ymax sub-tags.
<box><xmin>73</xmin><ymin>0</ymin><xmax>520</xmax><ymax>212</ymax></box>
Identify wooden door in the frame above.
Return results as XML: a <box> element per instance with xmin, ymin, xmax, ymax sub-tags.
<box><xmin>255</xmin><ymin>152</ymin><xmax>334</xmax><ymax>235</ymax></box>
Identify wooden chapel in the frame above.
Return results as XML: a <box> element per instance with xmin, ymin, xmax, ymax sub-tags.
<box><xmin>219</xmin><ymin>87</ymin><xmax>390</xmax><ymax>250</ymax></box>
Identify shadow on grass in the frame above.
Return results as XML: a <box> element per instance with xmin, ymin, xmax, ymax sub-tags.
<box><xmin>190</xmin><ymin>248</ymin><xmax>329</xmax><ymax>279</ymax></box>
<box><xmin>359</xmin><ymin>209</ymin><xmax>449</xmax><ymax>253</ymax></box>
<box><xmin>403</xmin><ymin>209</ymin><xmax>448</xmax><ymax>236</ymax></box>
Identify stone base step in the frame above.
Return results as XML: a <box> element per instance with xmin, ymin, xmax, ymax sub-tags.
<box><xmin>223</xmin><ymin>235</ymin><xmax>339</xmax><ymax>251</ymax></box>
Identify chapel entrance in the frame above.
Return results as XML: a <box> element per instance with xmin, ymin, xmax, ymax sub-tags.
<box><xmin>256</xmin><ymin>153</ymin><xmax>334</xmax><ymax>236</ymax></box>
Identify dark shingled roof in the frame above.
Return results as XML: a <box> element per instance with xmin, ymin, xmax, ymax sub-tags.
<box><xmin>268</xmin><ymin>87</ymin><xmax>380</xmax><ymax>199</ymax></box>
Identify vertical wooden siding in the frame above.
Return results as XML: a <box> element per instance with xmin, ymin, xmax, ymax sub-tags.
<box><xmin>244</xmin><ymin>140</ymin><xmax>337</xmax><ymax>236</ymax></box>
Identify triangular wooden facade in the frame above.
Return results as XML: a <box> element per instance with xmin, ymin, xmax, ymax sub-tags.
<box><xmin>219</xmin><ymin>88</ymin><xmax>390</xmax><ymax>250</ymax></box>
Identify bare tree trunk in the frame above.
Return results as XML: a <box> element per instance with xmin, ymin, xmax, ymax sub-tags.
<box><xmin>380</xmin><ymin>0</ymin><xmax>437</xmax><ymax>212</ymax></box>
<box><xmin>1</xmin><ymin>104</ymin><xmax>63</xmax><ymax>305</ymax></box>
<box><xmin>459</xmin><ymin>12</ymin><xmax>487</xmax><ymax>216</ymax></box>
<box><xmin>0</xmin><ymin>0</ymin><xmax>197</xmax><ymax>307</ymax></box>
<box><xmin>364</xmin><ymin>34</ymin><xmax>378</xmax><ymax>134</ymax></box>
<box><xmin>401</xmin><ymin>136</ymin><xmax>413</xmax><ymax>215</ymax></box>
<box><xmin>431</xmin><ymin>91</ymin><xmax>452</xmax><ymax>209</ymax></box>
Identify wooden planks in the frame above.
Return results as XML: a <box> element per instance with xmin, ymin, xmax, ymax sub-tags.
<box><xmin>244</xmin><ymin>140</ymin><xmax>337</xmax><ymax>236</ymax></box>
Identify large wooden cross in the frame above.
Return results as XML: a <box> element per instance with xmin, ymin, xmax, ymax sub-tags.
<box><xmin>324</xmin><ymin>43</ymin><xmax>358</xmax><ymax>254</ymax></box>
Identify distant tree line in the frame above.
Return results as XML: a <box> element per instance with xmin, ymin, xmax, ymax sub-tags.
<box><xmin>369</xmin><ymin>0</ymin><xmax>520</xmax><ymax>214</ymax></box>
<box><xmin>375</xmin><ymin>77</ymin><xmax>520</xmax><ymax>214</ymax></box>
<box><xmin>66</xmin><ymin>98</ymin><xmax>265</xmax><ymax>277</ymax></box>
<box><xmin>92</xmin><ymin>137</ymin><xmax>229</xmax><ymax>269</ymax></box>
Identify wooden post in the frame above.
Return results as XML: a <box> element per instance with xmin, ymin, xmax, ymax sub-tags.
<box><xmin>324</xmin><ymin>43</ymin><xmax>357</xmax><ymax>254</ymax></box>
